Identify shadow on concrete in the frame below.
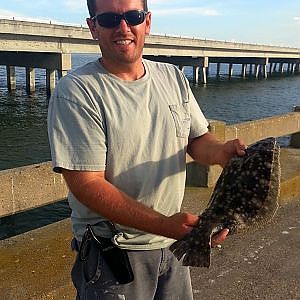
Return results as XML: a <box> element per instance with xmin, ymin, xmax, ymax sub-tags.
<box><xmin>0</xmin><ymin>199</ymin><xmax>71</xmax><ymax>240</ymax></box>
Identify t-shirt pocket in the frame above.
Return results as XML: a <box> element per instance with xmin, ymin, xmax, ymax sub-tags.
<box><xmin>169</xmin><ymin>103</ymin><xmax>191</xmax><ymax>138</ymax></box>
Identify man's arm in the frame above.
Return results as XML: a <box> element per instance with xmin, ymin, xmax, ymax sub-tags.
<box><xmin>187</xmin><ymin>132</ymin><xmax>246</xmax><ymax>167</ymax></box>
<box><xmin>62</xmin><ymin>169</ymin><xmax>198</xmax><ymax>240</ymax></box>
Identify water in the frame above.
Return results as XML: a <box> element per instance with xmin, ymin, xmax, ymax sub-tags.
<box><xmin>1</xmin><ymin>54</ymin><xmax>300</xmax><ymax>239</ymax></box>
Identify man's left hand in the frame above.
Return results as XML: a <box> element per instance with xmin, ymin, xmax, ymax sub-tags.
<box><xmin>211</xmin><ymin>228</ymin><xmax>229</xmax><ymax>247</ymax></box>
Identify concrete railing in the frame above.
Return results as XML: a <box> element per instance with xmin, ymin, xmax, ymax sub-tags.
<box><xmin>186</xmin><ymin>107</ymin><xmax>300</xmax><ymax>186</ymax></box>
<box><xmin>0</xmin><ymin>162</ymin><xmax>67</xmax><ymax>218</ymax></box>
<box><xmin>1</xmin><ymin>109</ymin><xmax>300</xmax><ymax>218</ymax></box>
<box><xmin>225</xmin><ymin>111</ymin><xmax>300</xmax><ymax>145</ymax></box>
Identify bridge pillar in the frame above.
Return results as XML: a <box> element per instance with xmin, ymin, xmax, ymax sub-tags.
<box><xmin>290</xmin><ymin>106</ymin><xmax>300</xmax><ymax>148</ymax></box>
<box><xmin>6</xmin><ymin>66</ymin><xmax>16</xmax><ymax>91</ymax></box>
<box><xmin>249</xmin><ymin>64</ymin><xmax>253</xmax><ymax>76</ymax></box>
<box><xmin>262</xmin><ymin>65</ymin><xmax>268</xmax><ymax>78</ymax></box>
<box><xmin>255</xmin><ymin>64</ymin><xmax>260</xmax><ymax>78</ymax></box>
<box><xmin>193</xmin><ymin>66</ymin><xmax>199</xmax><ymax>84</ymax></box>
<box><xmin>279</xmin><ymin>63</ymin><xmax>284</xmax><ymax>74</ymax></box>
<box><xmin>26</xmin><ymin>67</ymin><xmax>35</xmax><ymax>94</ymax></box>
<box><xmin>57</xmin><ymin>53</ymin><xmax>72</xmax><ymax>80</ymax></box>
<box><xmin>201</xmin><ymin>57</ymin><xmax>209</xmax><ymax>84</ymax></box>
<box><xmin>269</xmin><ymin>63</ymin><xmax>273</xmax><ymax>75</ymax></box>
<box><xmin>291</xmin><ymin>63</ymin><xmax>296</xmax><ymax>75</ymax></box>
<box><xmin>200</xmin><ymin>67</ymin><xmax>207</xmax><ymax>84</ymax></box>
<box><xmin>216</xmin><ymin>63</ymin><xmax>221</xmax><ymax>77</ymax></box>
<box><xmin>201</xmin><ymin>67</ymin><xmax>208</xmax><ymax>84</ymax></box>
<box><xmin>46</xmin><ymin>69</ymin><xmax>56</xmax><ymax>96</ymax></box>
<box><xmin>241</xmin><ymin>64</ymin><xmax>247</xmax><ymax>78</ymax></box>
<box><xmin>260</xmin><ymin>58</ymin><xmax>268</xmax><ymax>78</ymax></box>
<box><xmin>228</xmin><ymin>63</ymin><xmax>233</xmax><ymax>78</ymax></box>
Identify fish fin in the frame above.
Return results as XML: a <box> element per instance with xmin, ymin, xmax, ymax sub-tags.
<box><xmin>182</xmin><ymin>246</ymin><xmax>211</xmax><ymax>267</ymax></box>
<box><xmin>169</xmin><ymin>229</ymin><xmax>211</xmax><ymax>267</ymax></box>
<box><xmin>169</xmin><ymin>239</ymin><xmax>191</xmax><ymax>261</ymax></box>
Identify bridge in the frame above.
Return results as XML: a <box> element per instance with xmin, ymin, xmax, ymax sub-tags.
<box><xmin>0</xmin><ymin>18</ymin><xmax>300</xmax><ymax>94</ymax></box>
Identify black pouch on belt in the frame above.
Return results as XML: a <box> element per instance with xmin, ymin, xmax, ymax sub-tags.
<box><xmin>79</xmin><ymin>222</ymin><xmax>134</xmax><ymax>284</ymax></box>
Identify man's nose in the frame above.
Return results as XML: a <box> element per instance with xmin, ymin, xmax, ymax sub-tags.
<box><xmin>116</xmin><ymin>19</ymin><xmax>131</xmax><ymax>33</ymax></box>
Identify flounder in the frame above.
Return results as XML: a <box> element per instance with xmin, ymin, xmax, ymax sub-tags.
<box><xmin>170</xmin><ymin>137</ymin><xmax>280</xmax><ymax>267</ymax></box>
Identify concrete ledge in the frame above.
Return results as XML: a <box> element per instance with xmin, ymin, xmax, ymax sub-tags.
<box><xmin>225</xmin><ymin>112</ymin><xmax>300</xmax><ymax>146</ymax></box>
<box><xmin>0</xmin><ymin>162</ymin><xmax>68</xmax><ymax>218</ymax></box>
<box><xmin>279</xmin><ymin>147</ymin><xmax>300</xmax><ymax>203</ymax></box>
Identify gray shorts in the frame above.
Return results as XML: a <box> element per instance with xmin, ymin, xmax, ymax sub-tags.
<box><xmin>71</xmin><ymin>241</ymin><xmax>193</xmax><ymax>300</ymax></box>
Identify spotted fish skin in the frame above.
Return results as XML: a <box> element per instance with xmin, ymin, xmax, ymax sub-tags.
<box><xmin>169</xmin><ymin>137</ymin><xmax>280</xmax><ymax>267</ymax></box>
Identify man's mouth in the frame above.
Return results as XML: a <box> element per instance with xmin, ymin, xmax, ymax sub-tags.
<box><xmin>114</xmin><ymin>39</ymin><xmax>133</xmax><ymax>45</ymax></box>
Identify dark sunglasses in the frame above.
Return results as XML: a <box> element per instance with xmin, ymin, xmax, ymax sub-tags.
<box><xmin>92</xmin><ymin>10</ymin><xmax>147</xmax><ymax>28</ymax></box>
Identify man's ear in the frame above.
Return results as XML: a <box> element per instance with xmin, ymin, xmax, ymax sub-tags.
<box><xmin>86</xmin><ymin>17</ymin><xmax>98</xmax><ymax>40</ymax></box>
<box><xmin>145</xmin><ymin>12</ymin><xmax>152</xmax><ymax>35</ymax></box>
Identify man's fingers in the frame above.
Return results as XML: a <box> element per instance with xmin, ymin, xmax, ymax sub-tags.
<box><xmin>211</xmin><ymin>228</ymin><xmax>229</xmax><ymax>247</ymax></box>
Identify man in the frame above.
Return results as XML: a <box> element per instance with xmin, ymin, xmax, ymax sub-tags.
<box><xmin>48</xmin><ymin>0</ymin><xmax>246</xmax><ymax>298</ymax></box>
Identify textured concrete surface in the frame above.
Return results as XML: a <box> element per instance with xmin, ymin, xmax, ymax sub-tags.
<box><xmin>190</xmin><ymin>199</ymin><xmax>300</xmax><ymax>300</ymax></box>
<box><xmin>0</xmin><ymin>162</ymin><xmax>68</xmax><ymax>218</ymax></box>
<box><xmin>0</xmin><ymin>147</ymin><xmax>300</xmax><ymax>299</ymax></box>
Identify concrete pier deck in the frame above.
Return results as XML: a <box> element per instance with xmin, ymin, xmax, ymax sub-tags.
<box><xmin>0</xmin><ymin>147</ymin><xmax>300</xmax><ymax>299</ymax></box>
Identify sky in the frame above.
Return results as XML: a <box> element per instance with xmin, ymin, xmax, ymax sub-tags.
<box><xmin>0</xmin><ymin>0</ymin><xmax>300</xmax><ymax>48</ymax></box>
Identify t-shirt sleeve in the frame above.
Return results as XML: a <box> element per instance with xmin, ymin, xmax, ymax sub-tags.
<box><xmin>185</xmin><ymin>78</ymin><xmax>209</xmax><ymax>138</ymax></box>
<box><xmin>47</xmin><ymin>77</ymin><xmax>107</xmax><ymax>173</ymax></box>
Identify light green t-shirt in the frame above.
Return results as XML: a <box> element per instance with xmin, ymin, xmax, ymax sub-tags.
<box><xmin>48</xmin><ymin>59</ymin><xmax>208</xmax><ymax>250</ymax></box>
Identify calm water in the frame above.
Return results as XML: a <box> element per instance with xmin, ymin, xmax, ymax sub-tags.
<box><xmin>0</xmin><ymin>54</ymin><xmax>300</xmax><ymax>238</ymax></box>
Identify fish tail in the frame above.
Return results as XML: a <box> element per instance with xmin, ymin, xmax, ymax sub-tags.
<box><xmin>169</xmin><ymin>239</ymin><xmax>191</xmax><ymax>260</ymax></box>
<box><xmin>182</xmin><ymin>245</ymin><xmax>211</xmax><ymax>267</ymax></box>
<box><xmin>169</xmin><ymin>229</ymin><xmax>211</xmax><ymax>267</ymax></box>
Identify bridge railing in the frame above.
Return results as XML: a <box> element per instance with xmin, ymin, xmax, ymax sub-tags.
<box><xmin>1</xmin><ymin>108</ymin><xmax>300</xmax><ymax>218</ymax></box>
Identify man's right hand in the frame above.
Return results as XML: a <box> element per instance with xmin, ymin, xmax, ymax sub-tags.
<box><xmin>165</xmin><ymin>212</ymin><xmax>199</xmax><ymax>240</ymax></box>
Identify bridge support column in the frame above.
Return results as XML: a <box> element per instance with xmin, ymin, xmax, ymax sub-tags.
<box><xmin>26</xmin><ymin>67</ymin><xmax>35</xmax><ymax>94</ymax></box>
<box><xmin>291</xmin><ymin>63</ymin><xmax>296</xmax><ymax>75</ymax></box>
<box><xmin>6</xmin><ymin>66</ymin><xmax>16</xmax><ymax>91</ymax></box>
<box><xmin>262</xmin><ymin>65</ymin><xmax>268</xmax><ymax>78</ymax></box>
<box><xmin>206</xmin><ymin>63</ymin><xmax>210</xmax><ymax>77</ymax></box>
<box><xmin>290</xmin><ymin>106</ymin><xmax>300</xmax><ymax>148</ymax></box>
<box><xmin>46</xmin><ymin>69</ymin><xmax>56</xmax><ymax>96</ymax></box>
<box><xmin>279</xmin><ymin>63</ymin><xmax>284</xmax><ymax>74</ymax></box>
<box><xmin>241</xmin><ymin>64</ymin><xmax>247</xmax><ymax>78</ymax></box>
<box><xmin>200</xmin><ymin>67</ymin><xmax>207</xmax><ymax>84</ymax></box>
<box><xmin>57</xmin><ymin>53</ymin><xmax>72</xmax><ymax>80</ymax></box>
<box><xmin>228</xmin><ymin>63</ymin><xmax>233</xmax><ymax>78</ymax></box>
<box><xmin>216</xmin><ymin>63</ymin><xmax>221</xmax><ymax>77</ymax></box>
<box><xmin>193</xmin><ymin>66</ymin><xmax>199</xmax><ymax>84</ymax></box>
<box><xmin>255</xmin><ymin>64</ymin><xmax>260</xmax><ymax>78</ymax></box>
<box><xmin>249</xmin><ymin>64</ymin><xmax>253</xmax><ymax>76</ymax></box>
<box><xmin>269</xmin><ymin>63</ymin><xmax>273</xmax><ymax>75</ymax></box>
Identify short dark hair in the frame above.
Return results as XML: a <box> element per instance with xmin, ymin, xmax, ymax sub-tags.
<box><xmin>87</xmin><ymin>0</ymin><xmax>148</xmax><ymax>17</ymax></box>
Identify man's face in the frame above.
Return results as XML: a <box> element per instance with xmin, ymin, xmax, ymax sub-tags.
<box><xmin>87</xmin><ymin>0</ymin><xmax>151</xmax><ymax>68</ymax></box>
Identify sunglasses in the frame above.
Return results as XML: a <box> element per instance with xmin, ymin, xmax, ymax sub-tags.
<box><xmin>92</xmin><ymin>10</ymin><xmax>147</xmax><ymax>28</ymax></box>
